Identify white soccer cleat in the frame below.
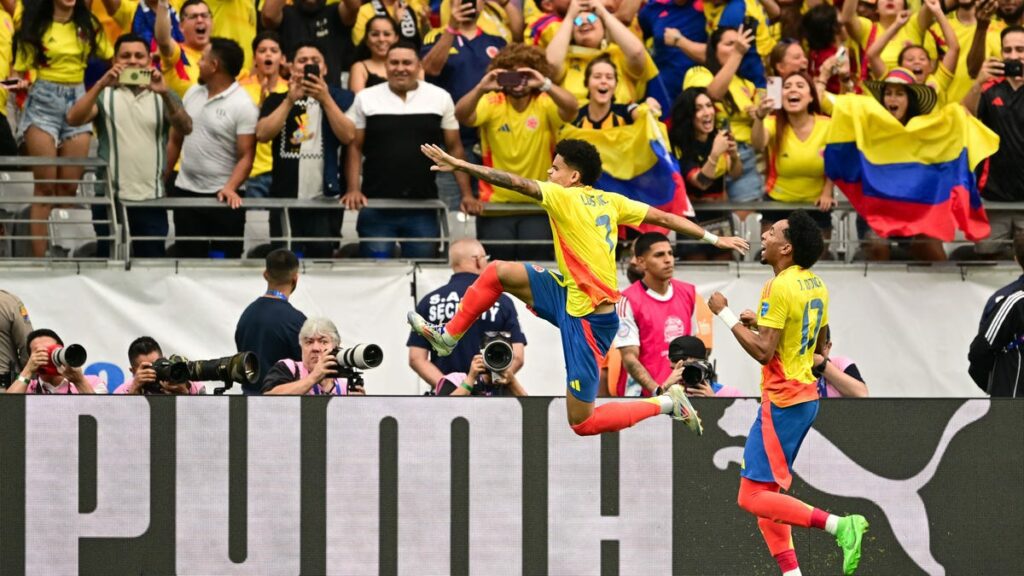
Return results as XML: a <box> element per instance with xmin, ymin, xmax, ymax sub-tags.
<box><xmin>665</xmin><ymin>385</ymin><xmax>704</xmax><ymax>436</ymax></box>
<box><xmin>407</xmin><ymin>311</ymin><xmax>459</xmax><ymax>357</ymax></box>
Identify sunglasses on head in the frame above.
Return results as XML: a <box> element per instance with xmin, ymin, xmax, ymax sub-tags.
<box><xmin>573</xmin><ymin>13</ymin><xmax>598</xmax><ymax>27</ymax></box>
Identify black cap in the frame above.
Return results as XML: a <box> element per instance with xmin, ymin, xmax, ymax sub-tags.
<box><xmin>668</xmin><ymin>336</ymin><xmax>707</xmax><ymax>363</ymax></box>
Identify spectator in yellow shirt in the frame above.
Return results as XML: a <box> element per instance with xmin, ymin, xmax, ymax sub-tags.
<box><xmin>351</xmin><ymin>0</ymin><xmax>428</xmax><ymax>47</ymax></box>
<box><xmin>750</xmin><ymin>72</ymin><xmax>835</xmax><ymax>248</ymax></box>
<box><xmin>13</xmin><ymin>0</ymin><xmax>113</xmax><ymax>257</ymax></box>
<box><xmin>241</xmin><ymin>30</ymin><xmax>288</xmax><ymax>200</ymax></box>
<box><xmin>545</xmin><ymin>0</ymin><xmax>657</xmax><ymax>106</ymax></box>
<box><xmin>156</xmin><ymin>0</ymin><xmax>211</xmax><ymax>98</ymax></box>
<box><xmin>0</xmin><ymin>9</ymin><xmax>16</xmax><ymax>155</ymax></box>
<box><xmin>455</xmin><ymin>43</ymin><xmax>577</xmax><ymax>261</ymax></box>
<box><xmin>866</xmin><ymin>0</ymin><xmax>958</xmax><ymax>103</ymax></box>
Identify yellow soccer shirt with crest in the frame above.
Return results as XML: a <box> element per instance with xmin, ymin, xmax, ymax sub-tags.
<box><xmin>471</xmin><ymin>91</ymin><xmax>566</xmax><ymax>203</ymax></box>
<box><xmin>537</xmin><ymin>181</ymin><xmax>648</xmax><ymax>317</ymax></box>
<box><xmin>757</xmin><ymin>265</ymin><xmax>829</xmax><ymax>407</ymax></box>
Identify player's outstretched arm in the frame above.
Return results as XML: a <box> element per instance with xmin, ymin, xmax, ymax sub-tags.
<box><xmin>643</xmin><ymin>207</ymin><xmax>750</xmax><ymax>254</ymax></box>
<box><xmin>421</xmin><ymin>143</ymin><xmax>542</xmax><ymax>201</ymax></box>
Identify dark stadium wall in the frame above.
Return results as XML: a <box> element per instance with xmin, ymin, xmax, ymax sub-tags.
<box><xmin>0</xmin><ymin>397</ymin><xmax>1019</xmax><ymax>575</ymax></box>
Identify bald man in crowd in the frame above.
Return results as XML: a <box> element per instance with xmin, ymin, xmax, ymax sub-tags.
<box><xmin>407</xmin><ymin>239</ymin><xmax>527</xmax><ymax>390</ymax></box>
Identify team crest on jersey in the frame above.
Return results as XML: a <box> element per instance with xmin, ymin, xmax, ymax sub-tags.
<box><xmin>525</xmin><ymin>116</ymin><xmax>539</xmax><ymax>130</ymax></box>
<box><xmin>760</xmin><ymin>302</ymin><xmax>769</xmax><ymax>317</ymax></box>
<box><xmin>486</xmin><ymin>46</ymin><xmax>499</xmax><ymax>58</ymax></box>
<box><xmin>531</xmin><ymin>264</ymin><xmax>546</xmax><ymax>273</ymax></box>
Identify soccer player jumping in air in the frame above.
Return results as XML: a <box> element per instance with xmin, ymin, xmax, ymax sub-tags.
<box><xmin>708</xmin><ymin>211</ymin><xmax>868</xmax><ymax>575</ymax></box>
<box><xmin>410</xmin><ymin>139</ymin><xmax>749</xmax><ymax>435</ymax></box>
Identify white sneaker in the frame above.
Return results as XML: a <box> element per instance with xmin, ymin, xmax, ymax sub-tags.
<box><xmin>407</xmin><ymin>311</ymin><xmax>459</xmax><ymax>357</ymax></box>
<box><xmin>665</xmin><ymin>385</ymin><xmax>704</xmax><ymax>436</ymax></box>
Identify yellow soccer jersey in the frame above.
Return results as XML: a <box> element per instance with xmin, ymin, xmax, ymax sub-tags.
<box><xmin>757</xmin><ymin>265</ymin><xmax>829</xmax><ymax>407</ymax></box>
<box><xmin>537</xmin><ymin>181</ymin><xmax>648</xmax><ymax>317</ymax></box>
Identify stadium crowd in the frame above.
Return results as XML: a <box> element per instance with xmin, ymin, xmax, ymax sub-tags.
<box><xmin>0</xmin><ymin>0</ymin><xmax>1020</xmax><ymax>261</ymax></box>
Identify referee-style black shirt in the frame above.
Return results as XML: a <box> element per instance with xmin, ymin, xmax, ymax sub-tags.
<box><xmin>977</xmin><ymin>78</ymin><xmax>1024</xmax><ymax>202</ymax></box>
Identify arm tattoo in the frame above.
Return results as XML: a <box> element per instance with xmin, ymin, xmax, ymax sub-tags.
<box><xmin>460</xmin><ymin>163</ymin><xmax>542</xmax><ymax>200</ymax></box>
<box><xmin>621</xmin><ymin>351</ymin><xmax>659</xmax><ymax>391</ymax></box>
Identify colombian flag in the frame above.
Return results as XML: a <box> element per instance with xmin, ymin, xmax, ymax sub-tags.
<box><xmin>824</xmin><ymin>95</ymin><xmax>999</xmax><ymax>242</ymax></box>
<box><xmin>561</xmin><ymin>107</ymin><xmax>694</xmax><ymax>234</ymax></box>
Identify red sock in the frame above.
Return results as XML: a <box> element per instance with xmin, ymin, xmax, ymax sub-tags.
<box><xmin>809</xmin><ymin>508</ymin><xmax>830</xmax><ymax>530</ymax></box>
<box><xmin>737</xmin><ymin>478</ymin><xmax>814</xmax><ymax>528</ymax></box>
<box><xmin>570</xmin><ymin>401</ymin><xmax>661</xmax><ymax>436</ymax></box>
<box><xmin>773</xmin><ymin>549</ymin><xmax>799</xmax><ymax>573</ymax></box>
<box><xmin>758</xmin><ymin>517</ymin><xmax>793</xmax><ymax>556</ymax></box>
<box><xmin>447</xmin><ymin>262</ymin><xmax>504</xmax><ymax>337</ymax></box>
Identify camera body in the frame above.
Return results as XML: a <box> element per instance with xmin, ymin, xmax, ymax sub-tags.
<box><xmin>681</xmin><ymin>359</ymin><xmax>714</xmax><ymax>388</ymax></box>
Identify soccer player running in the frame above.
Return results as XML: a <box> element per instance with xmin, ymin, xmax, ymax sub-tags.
<box><xmin>707</xmin><ymin>211</ymin><xmax>868</xmax><ymax>576</ymax></box>
<box><xmin>411</xmin><ymin>139</ymin><xmax>749</xmax><ymax>435</ymax></box>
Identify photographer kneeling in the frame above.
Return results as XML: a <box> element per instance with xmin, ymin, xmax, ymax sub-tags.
<box><xmin>114</xmin><ymin>337</ymin><xmax>205</xmax><ymax>395</ymax></box>
<box><xmin>262</xmin><ymin>318</ymin><xmax>372</xmax><ymax>395</ymax></box>
<box><xmin>8</xmin><ymin>329</ymin><xmax>99</xmax><ymax>394</ymax></box>
<box><xmin>659</xmin><ymin>336</ymin><xmax>745</xmax><ymax>398</ymax></box>
<box><xmin>435</xmin><ymin>332</ymin><xmax>527</xmax><ymax>397</ymax></box>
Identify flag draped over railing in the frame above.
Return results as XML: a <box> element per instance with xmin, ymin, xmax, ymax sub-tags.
<box><xmin>824</xmin><ymin>95</ymin><xmax>999</xmax><ymax>242</ymax></box>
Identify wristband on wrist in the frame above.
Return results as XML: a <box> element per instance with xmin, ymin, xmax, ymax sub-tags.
<box><xmin>539</xmin><ymin>77</ymin><xmax>553</xmax><ymax>92</ymax></box>
<box><xmin>16</xmin><ymin>374</ymin><xmax>31</xmax><ymax>386</ymax></box>
<box><xmin>812</xmin><ymin>357</ymin><xmax>830</xmax><ymax>378</ymax></box>
<box><xmin>701</xmin><ymin>229</ymin><xmax>719</xmax><ymax>245</ymax></box>
<box><xmin>459</xmin><ymin>380</ymin><xmax>474</xmax><ymax>392</ymax></box>
<box><xmin>716</xmin><ymin>306</ymin><xmax>741</xmax><ymax>329</ymax></box>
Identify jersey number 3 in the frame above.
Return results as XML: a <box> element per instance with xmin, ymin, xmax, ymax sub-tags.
<box><xmin>799</xmin><ymin>298</ymin><xmax>824</xmax><ymax>355</ymax></box>
<box><xmin>595</xmin><ymin>215</ymin><xmax>613</xmax><ymax>252</ymax></box>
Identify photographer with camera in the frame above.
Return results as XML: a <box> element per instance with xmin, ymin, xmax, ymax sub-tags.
<box><xmin>8</xmin><ymin>329</ymin><xmax>98</xmax><ymax>394</ymax></box>
<box><xmin>262</xmin><ymin>318</ymin><xmax>377</xmax><ymax>395</ymax></box>
<box><xmin>659</xmin><ymin>336</ymin><xmax>745</xmax><ymax>398</ymax></box>
<box><xmin>113</xmin><ymin>337</ymin><xmax>206</xmax><ymax>395</ymax></box>
<box><xmin>435</xmin><ymin>332</ymin><xmax>527</xmax><ymax>396</ymax></box>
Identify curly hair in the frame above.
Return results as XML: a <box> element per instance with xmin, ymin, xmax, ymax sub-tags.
<box><xmin>488</xmin><ymin>43</ymin><xmax>553</xmax><ymax>79</ymax></box>
<box><xmin>555</xmin><ymin>139</ymin><xmax>603</xmax><ymax>186</ymax></box>
<box><xmin>784</xmin><ymin>210</ymin><xmax>825</xmax><ymax>269</ymax></box>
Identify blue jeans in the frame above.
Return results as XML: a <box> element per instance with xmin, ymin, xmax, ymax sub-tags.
<box><xmin>356</xmin><ymin>208</ymin><xmax>439</xmax><ymax>259</ymax></box>
<box><xmin>17</xmin><ymin>80</ymin><xmax>90</xmax><ymax>144</ymax></box>
<box><xmin>435</xmin><ymin>145</ymin><xmax>480</xmax><ymax>212</ymax></box>
<box><xmin>726</xmin><ymin>142</ymin><xmax>765</xmax><ymax>202</ymax></box>
<box><xmin>245</xmin><ymin>172</ymin><xmax>272</xmax><ymax>198</ymax></box>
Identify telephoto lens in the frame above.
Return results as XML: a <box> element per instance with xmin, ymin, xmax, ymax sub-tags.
<box><xmin>481</xmin><ymin>338</ymin><xmax>513</xmax><ymax>373</ymax></box>
<box><xmin>50</xmin><ymin>344</ymin><xmax>87</xmax><ymax>369</ymax></box>
<box><xmin>331</xmin><ymin>344</ymin><xmax>383</xmax><ymax>370</ymax></box>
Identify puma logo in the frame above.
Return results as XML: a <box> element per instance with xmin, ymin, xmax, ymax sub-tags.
<box><xmin>713</xmin><ymin>399</ymin><xmax>990</xmax><ymax>576</ymax></box>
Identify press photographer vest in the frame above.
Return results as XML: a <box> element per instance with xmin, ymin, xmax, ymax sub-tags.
<box><xmin>621</xmin><ymin>280</ymin><xmax>696</xmax><ymax>389</ymax></box>
<box><xmin>279</xmin><ymin>359</ymin><xmax>348</xmax><ymax>396</ymax></box>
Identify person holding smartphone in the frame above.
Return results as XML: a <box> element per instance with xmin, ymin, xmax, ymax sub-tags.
<box><xmin>668</xmin><ymin>87</ymin><xmax>741</xmax><ymax>261</ymax></box>
<box><xmin>65</xmin><ymin>33</ymin><xmax>192</xmax><ymax>258</ymax></box>
<box><xmin>256</xmin><ymin>43</ymin><xmax>356</xmax><ymax>258</ymax></box>
<box><xmin>964</xmin><ymin>25</ymin><xmax>1024</xmax><ymax>259</ymax></box>
<box><xmin>750</xmin><ymin>72</ymin><xmax>835</xmax><ymax>252</ymax></box>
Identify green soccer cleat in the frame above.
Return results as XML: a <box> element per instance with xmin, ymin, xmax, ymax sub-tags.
<box><xmin>665</xmin><ymin>385</ymin><xmax>703</xmax><ymax>435</ymax></box>
<box><xmin>407</xmin><ymin>311</ymin><xmax>459</xmax><ymax>357</ymax></box>
<box><xmin>835</xmin><ymin>514</ymin><xmax>869</xmax><ymax>575</ymax></box>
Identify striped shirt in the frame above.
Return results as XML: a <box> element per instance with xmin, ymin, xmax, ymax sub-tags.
<box><xmin>95</xmin><ymin>86</ymin><xmax>171</xmax><ymax>201</ymax></box>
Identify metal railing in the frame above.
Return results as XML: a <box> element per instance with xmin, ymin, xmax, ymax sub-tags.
<box><xmin>481</xmin><ymin>200</ymin><xmax>1024</xmax><ymax>264</ymax></box>
<box><xmin>120</xmin><ymin>197</ymin><xmax>451</xmax><ymax>262</ymax></box>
